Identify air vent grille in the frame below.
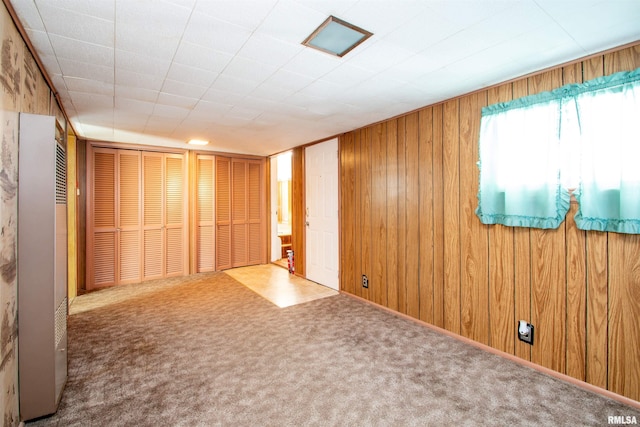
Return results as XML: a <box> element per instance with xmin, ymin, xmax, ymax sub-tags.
<box><xmin>55</xmin><ymin>143</ymin><xmax>66</xmax><ymax>204</ymax></box>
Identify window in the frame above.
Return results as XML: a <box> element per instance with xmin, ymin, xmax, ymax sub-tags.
<box><xmin>476</xmin><ymin>67</ymin><xmax>640</xmax><ymax>234</ymax></box>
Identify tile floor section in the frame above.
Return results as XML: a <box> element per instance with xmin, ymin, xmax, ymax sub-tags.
<box><xmin>224</xmin><ymin>264</ymin><xmax>338</xmax><ymax>308</ymax></box>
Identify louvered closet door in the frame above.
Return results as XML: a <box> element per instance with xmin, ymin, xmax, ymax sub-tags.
<box><xmin>247</xmin><ymin>160</ymin><xmax>264</xmax><ymax>264</ymax></box>
<box><xmin>196</xmin><ymin>156</ymin><xmax>215</xmax><ymax>272</ymax></box>
<box><xmin>117</xmin><ymin>151</ymin><xmax>141</xmax><ymax>283</ymax></box>
<box><xmin>164</xmin><ymin>154</ymin><xmax>186</xmax><ymax>276</ymax></box>
<box><xmin>232</xmin><ymin>159</ymin><xmax>248</xmax><ymax>267</ymax></box>
<box><xmin>143</xmin><ymin>153</ymin><xmax>164</xmax><ymax>280</ymax></box>
<box><xmin>92</xmin><ymin>149</ymin><xmax>117</xmax><ymax>287</ymax></box>
<box><xmin>216</xmin><ymin>157</ymin><xmax>232</xmax><ymax>270</ymax></box>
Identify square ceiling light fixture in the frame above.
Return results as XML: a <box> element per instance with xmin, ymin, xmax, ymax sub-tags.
<box><xmin>302</xmin><ymin>16</ymin><xmax>373</xmax><ymax>57</ymax></box>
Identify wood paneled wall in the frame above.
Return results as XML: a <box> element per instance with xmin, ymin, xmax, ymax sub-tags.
<box><xmin>291</xmin><ymin>146</ymin><xmax>305</xmax><ymax>276</ymax></box>
<box><xmin>339</xmin><ymin>43</ymin><xmax>640</xmax><ymax>402</ymax></box>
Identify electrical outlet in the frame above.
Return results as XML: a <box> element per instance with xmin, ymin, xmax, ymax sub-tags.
<box><xmin>517</xmin><ymin>321</ymin><xmax>534</xmax><ymax>345</ymax></box>
<box><xmin>362</xmin><ymin>274</ymin><xmax>369</xmax><ymax>288</ymax></box>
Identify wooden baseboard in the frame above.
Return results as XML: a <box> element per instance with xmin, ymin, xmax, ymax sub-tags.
<box><xmin>341</xmin><ymin>291</ymin><xmax>640</xmax><ymax>410</ymax></box>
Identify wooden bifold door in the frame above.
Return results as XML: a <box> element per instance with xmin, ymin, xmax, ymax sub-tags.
<box><xmin>195</xmin><ymin>155</ymin><xmax>266</xmax><ymax>272</ymax></box>
<box><xmin>88</xmin><ymin>147</ymin><xmax>187</xmax><ymax>289</ymax></box>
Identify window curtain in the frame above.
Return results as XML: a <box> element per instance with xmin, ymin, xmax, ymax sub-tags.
<box><xmin>477</xmin><ymin>67</ymin><xmax>640</xmax><ymax>233</ymax></box>
<box><xmin>476</xmin><ymin>95</ymin><xmax>570</xmax><ymax>229</ymax></box>
<box><xmin>573</xmin><ymin>69</ymin><xmax>640</xmax><ymax>234</ymax></box>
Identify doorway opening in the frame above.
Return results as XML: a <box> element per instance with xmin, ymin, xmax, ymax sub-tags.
<box><xmin>271</xmin><ymin>151</ymin><xmax>292</xmax><ymax>269</ymax></box>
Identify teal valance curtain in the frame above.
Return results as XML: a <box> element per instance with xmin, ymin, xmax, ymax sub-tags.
<box><xmin>476</xmin><ymin>67</ymin><xmax>640</xmax><ymax>233</ymax></box>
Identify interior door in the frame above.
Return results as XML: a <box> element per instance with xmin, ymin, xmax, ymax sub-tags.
<box><xmin>305</xmin><ymin>138</ymin><xmax>339</xmax><ymax>290</ymax></box>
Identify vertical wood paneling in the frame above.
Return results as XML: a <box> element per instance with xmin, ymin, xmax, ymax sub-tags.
<box><xmin>605</xmin><ymin>44</ymin><xmax>640</xmax><ymax>401</ymax></box>
<box><xmin>360</xmin><ymin>127</ymin><xmax>372</xmax><ymax>301</ymax></box>
<box><xmin>396</xmin><ymin>119</ymin><xmax>407</xmax><ymax>313</ymax></box>
<box><xmin>291</xmin><ymin>147</ymin><xmax>305</xmax><ymax>276</ymax></box>
<box><xmin>418</xmin><ymin>108</ymin><xmax>434</xmax><ymax>324</ymax></box>
<box><xmin>528</xmin><ymin>69</ymin><xmax>567</xmax><ymax>373</ymax></box>
<box><xmin>432</xmin><ymin>105</ymin><xmax>445</xmax><ymax>328</ymax></box>
<box><xmin>583</xmin><ymin>54</ymin><xmax>610</xmax><ymax>391</ymax></box>
<box><xmin>512</xmin><ymin>78</ymin><xmax>532</xmax><ymax>362</ymax></box>
<box><xmin>340</xmin><ymin>133</ymin><xmax>356</xmax><ymax>294</ymax></box>
<box><xmin>405</xmin><ymin>113</ymin><xmax>420</xmax><ymax>319</ymax></box>
<box><xmin>353</xmin><ymin>131</ymin><xmax>363</xmax><ymax>298</ymax></box>
<box><xmin>371</xmin><ymin>123</ymin><xmax>387</xmax><ymax>306</ymax></box>
<box><xmin>608</xmin><ymin>235</ymin><xmax>640</xmax><ymax>401</ymax></box>
<box><xmin>443</xmin><ymin>100</ymin><xmax>461</xmax><ymax>334</ymax></box>
<box><xmin>459</xmin><ymin>93</ymin><xmax>489</xmax><ymax>344</ymax></box>
<box><xmin>386</xmin><ymin>120</ymin><xmax>399</xmax><ymax>311</ymax></box>
<box><xmin>562</xmin><ymin>62</ymin><xmax>587</xmax><ymax>382</ymax></box>
<box><xmin>338</xmin><ymin>42</ymin><xmax>640</xmax><ymax>402</ymax></box>
<box><xmin>487</xmin><ymin>83</ymin><xmax>515</xmax><ymax>354</ymax></box>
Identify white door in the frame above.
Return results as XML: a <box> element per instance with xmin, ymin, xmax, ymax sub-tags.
<box><xmin>269</xmin><ymin>156</ymin><xmax>280</xmax><ymax>262</ymax></box>
<box><xmin>305</xmin><ymin>138</ymin><xmax>339</xmax><ymax>290</ymax></box>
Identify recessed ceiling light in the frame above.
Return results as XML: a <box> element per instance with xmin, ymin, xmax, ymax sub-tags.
<box><xmin>302</xmin><ymin>15</ymin><xmax>373</xmax><ymax>57</ymax></box>
<box><xmin>187</xmin><ymin>139</ymin><xmax>209</xmax><ymax>146</ymax></box>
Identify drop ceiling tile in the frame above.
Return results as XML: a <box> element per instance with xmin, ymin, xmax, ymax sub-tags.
<box><xmin>38</xmin><ymin>53</ymin><xmax>63</xmax><ymax>77</ymax></box>
<box><xmin>157</xmin><ymin>92</ymin><xmax>199</xmax><ymax>109</ymax></box>
<box><xmin>115</xmin><ymin>26</ymin><xmax>181</xmax><ymax>60</ymax></box>
<box><xmin>383</xmin><ymin>10</ymin><xmax>462</xmax><ymax>53</ymax></box>
<box><xmin>194</xmin><ymin>0</ymin><xmax>278</xmax><ymax>30</ymax></box>
<box><xmin>250</xmin><ymin>82</ymin><xmax>296</xmax><ymax>102</ymax></box>
<box><xmin>115</xmin><ymin>85</ymin><xmax>159</xmax><ymax>103</ymax></box>
<box><xmin>201</xmin><ymin>87</ymin><xmax>246</xmax><ymax>106</ymax></box>
<box><xmin>226</xmin><ymin>106</ymin><xmax>263</xmax><ymax>121</ymax></box>
<box><xmin>115</xmin><ymin>97</ymin><xmax>155</xmax><ymax>115</ymax></box>
<box><xmin>13</xmin><ymin>1</ymin><xmax>44</xmax><ymax>31</ymax></box>
<box><xmin>173</xmin><ymin>41</ymin><xmax>234</xmax><ymax>72</ymax></box>
<box><xmin>115</xmin><ymin>49</ymin><xmax>171</xmax><ymax>76</ymax></box>
<box><xmin>237</xmin><ymin>33</ymin><xmax>304</xmax><ymax>68</ymax></box>
<box><xmin>262</xmin><ymin>69</ymin><xmax>315</xmax><ymax>92</ymax></box>
<box><xmin>255</xmin><ymin>0</ymin><xmax>327</xmax><ymax>42</ymax></box>
<box><xmin>145</xmin><ymin>116</ymin><xmax>180</xmax><ymax>133</ymax></box>
<box><xmin>282</xmin><ymin>49</ymin><xmax>341</xmax><ymax>80</ymax></box>
<box><xmin>64</xmin><ymin>76</ymin><xmax>114</xmax><ymax>96</ymax></box>
<box><xmin>151</xmin><ymin>103</ymin><xmax>191</xmax><ymax>120</ymax></box>
<box><xmin>222</xmin><ymin>56</ymin><xmax>278</xmax><ymax>83</ymax></box>
<box><xmin>39</xmin><ymin>0</ymin><xmax>115</xmax><ymax>21</ymax></box>
<box><xmin>320</xmin><ymin>63</ymin><xmax>375</xmax><ymax>88</ymax></box>
<box><xmin>293</xmin><ymin>0</ymin><xmax>359</xmax><ymax>16</ymax></box>
<box><xmin>338</xmin><ymin>1</ymin><xmax>430</xmax><ymax>38</ymax></box>
<box><xmin>69</xmin><ymin>91</ymin><xmax>113</xmax><ymax>109</ymax></box>
<box><xmin>25</xmin><ymin>29</ymin><xmax>55</xmax><ymax>57</ymax></box>
<box><xmin>160</xmin><ymin>79</ymin><xmax>208</xmax><ymax>100</ymax></box>
<box><xmin>48</xmin><ymin>33</ymin><xmax>114</xmax><ymax>67</ymax></box>
<box><xmin>346</xmin><ymin>39</ymin><xmax>414</xmax><ymax>74</ymax></box>
<box><xmin>190</xmin><ymin>100</ymin><xmax>234</xmax><ymax>117</ymax></box>
<box><xmin>58</xmin><ymin>57</ymin><xmax>112</xmax><ymax>82</ymax></box>
<box><xmin>182</xmin><ymin>12</ymin><xmax>252</xmax><ymax>55</ymax></box>
<box><xmin>210</xmin><ymin>74</ymin><xmax>261</xmax><ymax>96</ymax></box>
<box><xmin>116</xmin><ymin>69</ymin><xmax>164</xmax><ymax>91</ymax></box>
<box><xmin>166</xmin><ymin>63</ymin><xmax>218</xmax><ymax>88</ymax></box>
<box><xmin>34</xmin><ymin>3</ymin><xmax>114</xmax><ymax>47</ymax></box>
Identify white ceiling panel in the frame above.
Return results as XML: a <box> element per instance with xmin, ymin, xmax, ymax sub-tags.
<box><xmin>35</xmin><ymin>3</ymin><xmax>113</xmax><ymax>47</ymax></box>
<box><xmin>173</xmin><ymin>41</ymin><xmax>234</xmax><ymax>73</ymax></box>
<box><xmin>9</xmin><ymin>0</ymin><xmax>640</xmax><ymax>156</ymax></box>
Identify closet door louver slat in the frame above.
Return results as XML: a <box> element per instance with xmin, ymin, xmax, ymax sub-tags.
<box><xmin>165</xmin><ymin>155</ymin><xmax>185</xmax><ymax>276</ymax></box>
<box><xmin>216</xmin><ymin>157</ymin><xmax>232</xmax><ymax>270</ymax></box>
<box><xmin>197</xmin><ymin>156</ymin><xmax>215</xmax><ymax>272</ymax></box>
<box><xmin>118</xmin><ymin>151</ymin><xmax>141</xmax><ymax>283</ymax></box>
<box><xmin>143</xmin><ymin>153</ymin><xmax>164</xmax><ymax>280</ymax></box>
<box><xmin>92</xmin><ymin>150</ymin><xmax>116</xmax><ymax>286</ymax></box>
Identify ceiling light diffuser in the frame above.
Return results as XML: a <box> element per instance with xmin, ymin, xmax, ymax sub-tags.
<box><xmin>187</xmin><ymin>139</ymin><xmax>209</xmax><ymax>146</ymax></box>
<box><xmin>302</xmin><ymin>16</ymin><xmax>372</xmax><ymax>57</ymax></box>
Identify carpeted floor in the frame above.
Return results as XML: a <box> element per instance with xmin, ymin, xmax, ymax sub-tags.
<box><xmin>26</xmin><ymin>271</ymin><xmax>640</xmax><ymax>426</ymax></box>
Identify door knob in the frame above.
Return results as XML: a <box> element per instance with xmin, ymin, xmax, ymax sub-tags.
<box><xmin>306</xmin><ymin>221</ymin><xmax>310</xmax><ymax>227</ymax></box>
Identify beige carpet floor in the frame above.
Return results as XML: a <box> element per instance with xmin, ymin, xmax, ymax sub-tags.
<box><xmin>26</xmin><ymin>271</ymin><xmax>640</xmax><ymax>426</ymax></box>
